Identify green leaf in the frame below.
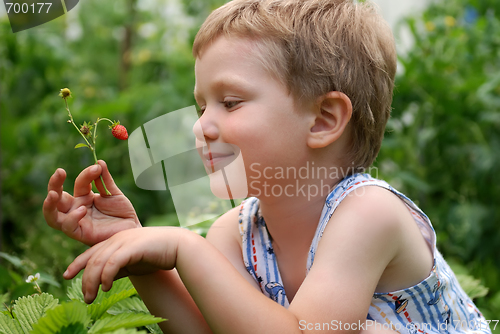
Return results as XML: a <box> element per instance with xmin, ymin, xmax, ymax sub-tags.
<box><xmin>37</xmin><ymin>273</ymin><xmax>61</xmax><ymax>288</ymax></box>
<box><xmin>74</xmin><ymin>143</ymin><xmax>89</xmax><ymax>149</ymax></box>
<box><xmin>88</xmin><ymin>289</ymin><xmax>137</xmax><ymax>321</ymax></box>
<box><xmin>54</xmin><ymin>323</ymin><xmax>87</xmax><ymax>334</ymax></box>
<box><xmin>145</xmin><ymin>323</ymin><xmax>163</xmax><ymax>334</ymax></box>
<box><xmin>88</xmin><ymin>313</ymin><xmax>165</xmax><ymax>333</ymax></box>
<box><xmin>30</xmin><ymin>301</ymin><xmax>90</xmax><ymax>334</ymax></box>
<box><xmin>107</xmin><ymin>297</ymin><xmax>149</xmax><ymax>315</ymax></box>
<box><xmin>103</xmin><ymin>329</ymin><xmax>147</xmax><ymax>334</ymax></box>
<box><xmin>0</xmin><ymin>312</ymin><xmax>23</xmax><ymax>334</ymax></box>
<box><xmin>0</xmin><ymin>293</ymin><xmax>10</xmax><ymax>308</ymax></box>
<box><xmin>106</xmin><ymin>297</ymin><xmax>165</xmax><ymax>334</ymax></box>
<box><xmin>455</xmin><ymin>274</ymin><xmax>489</xmax><ymax>300</ymax></box>
<box><xmin>93</xmin><ymin>278</ymin><xmax>135</xmax><ymax>305</ymax></box>
<box><xmin>13</xmin><ymin>293</ymin><xmax>59</xmax><ymax>334</ymax></box>
<box><xmin>88</xmin><ymin>278</ymin><xmax>137</xmax><ymax>320</ymax></box>
<box><xmin>0</xmin><ymin>253</ymin><xmax>24</xmax><ymax>269</ymax></box>
<box><xmin>66</xmin><ymin>278</ymin><xmax>84</xmax><ymax>302</ymax></box>
<box><xmin>67</xmin><ymin>277</ymin><xmax>138</xmax><ymax>320</ymax></box>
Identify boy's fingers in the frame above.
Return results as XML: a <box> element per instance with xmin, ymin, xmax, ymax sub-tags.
<box><xmin>100</xmin><ymin>249</ymin><xmax>129</xmax><ymax>292</ymax></box>
<box><xmin>64</xmin><ymin>242</ymin><xmax>105</xmax><ymax>281</ymax></box>
<box><xmin>74</xmin><ymin>164</ymin><xmax>101</xmax><ymax>197</ymax></box>
<box><xmin>60</xmin><ymin>206</ymin><xmax>88</xmax><ymax>238</ymax></box>
<box><xmin>44</xmin><ymin>190</ymin><xmax>80</xmax><ymax>232</ymax></box>
<box><xmin>62</xmin><ymin>263</ymin><xmax>80</xmax><ymax>280</ymax></box>
<box><xmin>43</xmin><ymin>190</ymin><xmax>63</xmax><ymax>230</ymax></box>
<box><xmin>44</xmin><ymin>169</ymin><xmax>75</xmax><ymax>229</ymax></box>
<box><xmin>56</xmin><ymin>191</ymin><xmax>74</xmax><ymax>213</ymax></box>
<box><xmin>81</xmin><ymin>241</ymin><xmax>122</xmax><ymax>303</ymax></box>
<box><xmin>93</xmin><ymin>160</ymin><xmax>123</xmax><ymax>196</ymax></box>
<box><xmin>44</xmin><ymin>188</ymin><xmax>74</xmax><ymax>224</ymax></box>
<box><xmin>47</xmin><ymin>168</ymin><xmax>66</xmax><ymax>194</ymax></box>
<box><xmin>64</xmin><ymin>254</ymin><xmax>89</xmax><ymax>280</ymax></box>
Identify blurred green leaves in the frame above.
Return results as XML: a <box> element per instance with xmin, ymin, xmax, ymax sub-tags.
<box><xmin>376</xmin><ymin>0</ymin><xmax>500</xmax><ymax>319</ymax></box>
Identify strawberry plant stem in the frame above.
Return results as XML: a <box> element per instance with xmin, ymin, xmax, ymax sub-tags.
<box><xmin>64</xmin><ymin>99</ymin><xmax>111</xmax><ymax>196</ymax></box>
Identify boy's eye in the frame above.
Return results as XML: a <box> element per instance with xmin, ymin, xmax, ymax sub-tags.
<box><xmin>223</xmin><ymin>100</ymin><xmax>240</xmax><ymax>109</ymax></box>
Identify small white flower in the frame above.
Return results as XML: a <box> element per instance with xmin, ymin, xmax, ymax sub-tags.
<box><xmin>26</xmin><ymin>273</ymin><xmax>40</xmax><ymax>283</ymax></box>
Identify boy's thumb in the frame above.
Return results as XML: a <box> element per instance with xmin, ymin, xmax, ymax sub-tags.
<box><xmin>94</xmin><ymin>160</ymin><xmax>122</xmax><ymax>196</ymax></box>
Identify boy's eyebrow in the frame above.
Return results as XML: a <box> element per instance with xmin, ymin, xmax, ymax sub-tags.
<box><xmin>193</xmin><ymin>76</ymin><xmax>253</xmax><ymax>102</ymax></box>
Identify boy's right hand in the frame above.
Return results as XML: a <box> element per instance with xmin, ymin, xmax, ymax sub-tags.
<box><xmin>43</xmin><ymin>160</ymin><xmax>141</xmax><ymax>246</ymax></box>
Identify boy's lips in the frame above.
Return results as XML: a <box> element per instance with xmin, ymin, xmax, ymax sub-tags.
<box><xmin>199</xmin><ymin>143</ymin><xmax>240</xmax><ymax>172</ymax></box>
<box><xmin>203</xmin><ymin>151</ymin><xmax>236</xmax><ymax>170</ymax></box>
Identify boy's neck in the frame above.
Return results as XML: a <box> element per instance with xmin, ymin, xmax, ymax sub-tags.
<box><xmin>257</xmin><ymin>176</ymin><xmax>342</xmax><ymax>252</ymax></box>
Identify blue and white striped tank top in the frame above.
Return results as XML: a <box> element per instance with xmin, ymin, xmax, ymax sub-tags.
<box><xmin>238</xmin><ymin>173</ymin><xmax>491</xmax><ymax>334</ymax></box>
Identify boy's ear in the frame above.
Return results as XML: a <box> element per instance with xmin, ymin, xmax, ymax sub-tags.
<box><xmin>307</xmin><ymin>91</ymin><xmax>352</xmax><ymax>149</ymax></box>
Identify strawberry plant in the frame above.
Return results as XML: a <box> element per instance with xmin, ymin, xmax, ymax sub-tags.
<box><xmin>0</xmin><ymin>276</ymin><xmax>164</xmax><ymax>334</ymax></box>
<box><xmin>60</xmin><ymin>88</ymin><xmax>128</xmax><ymax>195</ymax></box>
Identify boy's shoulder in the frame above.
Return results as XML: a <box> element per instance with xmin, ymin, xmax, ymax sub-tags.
<box><xmin>205</xmin><ymin>206</ymin><xmax>242</xmax><ymax>251</ymax></box>
<box><xmin>331</xmin><ymin>184</ymin><xmax>411</xmax><ymax>235</ymax></box>
<box><xmin>205</xmin><ymin>206</ymin><xmax>262</xmax><ymax>290</ymax></box>
<box><xmin>317</xmin><ymin>183</ymin><xmax>434</xmax><ymax>292</ymax></box>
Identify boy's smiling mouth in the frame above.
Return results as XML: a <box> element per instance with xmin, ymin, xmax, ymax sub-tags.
<box><xmin>200</xmin><ymin>143</ymin><xmax>239</xmax><ymax>173</ymax></box>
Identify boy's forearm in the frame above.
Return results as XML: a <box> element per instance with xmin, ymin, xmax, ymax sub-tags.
<box><xmin>176</xmin><ymin>232</ymin><xmax>302</xmax><ymax>334</ymax></box>
<box><xmin>129</xmin><ymin>269</ymin><xmax>212</xmax><ymax>334</ymax></box>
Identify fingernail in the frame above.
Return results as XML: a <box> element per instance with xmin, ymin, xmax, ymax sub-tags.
<box><xmin>91</xmin><ymin>165</ymin><xmax>99</xmax><ymax>173</ymax></box>
<box><xmin>63</xmin><ymin>270</ymin><xmax>69</xmax><ymax>277</ymax></box>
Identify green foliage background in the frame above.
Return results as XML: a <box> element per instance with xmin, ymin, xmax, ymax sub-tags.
<box><xmin>0</xmin><ymin>0</ymin><xmax>499</xmax><ymax>328</ymax></box>
<box><xmin>375</xmin><ymin>0</ymin><xmax>500</xmax><ymax>320</ymax></box>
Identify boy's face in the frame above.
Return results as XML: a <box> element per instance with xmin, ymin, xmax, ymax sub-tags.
<box><xmin>193</xmin><ymin>36</ymin><xmax>313</xmax><ymax>195</ymax></box>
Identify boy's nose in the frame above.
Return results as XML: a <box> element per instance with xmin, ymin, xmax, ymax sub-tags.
<box><xmin>192</xmin><ymin>109</ymin><xmax>219</xmax><ymax>142</ymax></box>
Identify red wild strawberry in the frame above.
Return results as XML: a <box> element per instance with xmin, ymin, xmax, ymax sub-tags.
<box><xmin>111</xmin><ymin>123</ymin><xmax>128</xmax><ymax>140</ymax></box>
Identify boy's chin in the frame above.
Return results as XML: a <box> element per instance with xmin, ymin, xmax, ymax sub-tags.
<box><xmin>206</xmin><ymin>155</ymin><xmax>248</xmax><ymax>200</ymax></box>
<box><xmin>208</xmin><ymin>172</ymin><xmax>248</xmax><ymax>199</ymax></box>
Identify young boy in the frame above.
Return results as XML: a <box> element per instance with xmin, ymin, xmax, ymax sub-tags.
<box><xmin>43</xmin><ymin>0</ymin><xmax>491</xmax><ymax>333</ymax></box>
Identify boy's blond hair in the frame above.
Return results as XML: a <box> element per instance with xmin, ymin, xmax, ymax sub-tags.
<box><xmin>193</xmin><ymin>0</ymin><xmax>397</xmax><ymax>171</ymax></box>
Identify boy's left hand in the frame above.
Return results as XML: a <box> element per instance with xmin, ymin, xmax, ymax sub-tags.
<box><xmin>64</xmin><ymin>226</ymin><xmax>188</xmax><ymax>304</ymax></box>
